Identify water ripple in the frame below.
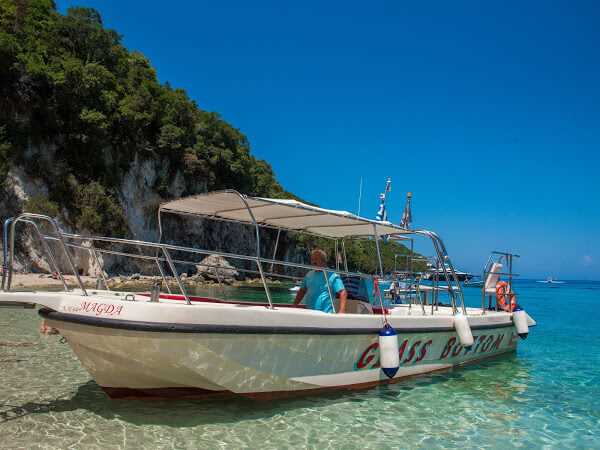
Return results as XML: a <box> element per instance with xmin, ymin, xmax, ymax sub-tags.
<box><xmin>1</xmin><ymin>281</ymin><xmax>599</xmax><ymax>448</ymax></box>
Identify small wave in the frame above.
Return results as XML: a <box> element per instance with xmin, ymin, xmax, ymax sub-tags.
<box><xmin>0</xmin><ymin>342</ymin><xmax>36</xmax><ymax>348</ymax></box>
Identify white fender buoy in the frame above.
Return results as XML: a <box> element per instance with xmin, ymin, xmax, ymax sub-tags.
<box><xmin>379</xmin><ymin>324</ymin><xmax>400</xmax><ymax>379</ymax></box>
<box><xmin>454</xmin><ymin>313</ymin><xmax>474</xmax><ymax>348</ymax></box>
<box><xmin>512</xmin><ymin>308</ymin><xmax>529</xmax><ymax>339</ymax></box>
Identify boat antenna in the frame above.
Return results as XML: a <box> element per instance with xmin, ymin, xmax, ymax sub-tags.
<box><xmin>357</xmin><ymin>176</ymin><xmax>363</xmax><ymax>216</ymax></box>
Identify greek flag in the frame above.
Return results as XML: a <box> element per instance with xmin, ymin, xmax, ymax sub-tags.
<box><xmin>375</xmin><ymin>177</ymin><xmax>392</xmax><ymax>222</ymax></box>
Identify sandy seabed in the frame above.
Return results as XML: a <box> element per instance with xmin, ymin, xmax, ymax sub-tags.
<box><xmin>4</xmin><ymin>273</ymin><xmax>99</xmax><ymax>289</ymax></box>
<box><xmin>2</xmin><ymin>272</ymin><xmax>276</xmax><ymax>292</ymax></box>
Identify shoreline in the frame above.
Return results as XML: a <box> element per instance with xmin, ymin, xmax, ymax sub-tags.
<box><xmin>2</xmin><ymin>272</ymin><xmax>286</xmax><ymax>292</ymax></box>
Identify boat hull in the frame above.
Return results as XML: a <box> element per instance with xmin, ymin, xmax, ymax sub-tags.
<box><xmin>42</xmin><ymin>309</ymin><xmax>520</xmax><ymax>400</ymax></box>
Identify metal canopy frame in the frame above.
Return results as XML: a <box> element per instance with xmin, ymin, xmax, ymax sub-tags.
<box><xmin>2</xmin><ymin>190</ymin><xmax>469</xmax><ymax>316</ymax></box>
<box><xmin>156</xmin><ymin>191</ymin><xmax>468</xmax><ymax>314</ymax></box>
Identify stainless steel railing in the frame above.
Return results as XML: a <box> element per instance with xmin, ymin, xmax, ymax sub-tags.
<box><xmin>413</xmin><ymin>230</ymin><xmax>467</xmax><ymax>315</ymax></box>
<box><xmin>2</xmin><ymin>213</ymin><xmax>376</xmax><ymax>312</ymax></box>
<box><xmin>480</xmin><ymin>251</ymin><xmax>520</xmax><ymax>313</ymax></box>
<box><xmin>2</xmin><ymin>213</ymin><xmax>470</xmax><ymax>316</ymax></box>
<box><xmin>2</xmin><ymin>214</ymin><xmax>88</xmax><ymax>295</ymax></box>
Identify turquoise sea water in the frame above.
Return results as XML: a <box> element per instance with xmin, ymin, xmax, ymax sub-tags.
<box><xmin>1</xmin><ymin>280</ymin><xmax>599</xmax><ymax>449</ymax></box>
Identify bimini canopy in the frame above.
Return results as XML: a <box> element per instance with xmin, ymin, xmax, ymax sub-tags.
<box><xmin>159</xmin><ymin>190</ymin><xmax>409</xmax><ymax>239</ymax></box>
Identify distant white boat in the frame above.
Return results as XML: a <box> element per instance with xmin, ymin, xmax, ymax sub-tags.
<box><xmin>289</xmin><ymin>285</ymin><xmax>301</xmax><ymax>292</ymax></box>
<box><xmin>536</xmin><ymin>277</ymin><xmax>565</xmax><ymax>284</ymax></box>
<box><xmin>423</xmin><ymin>265</ymin><xmax>474</xmax><ymax>282</ymax></box>
<box><xmin>463</xmin><ymin>278</ymin><xmax>483</xmax><ymax>288</ymax></box>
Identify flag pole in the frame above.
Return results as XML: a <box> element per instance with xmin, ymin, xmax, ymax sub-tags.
<box><xmin>401</xmin><ymin>191</ymin><xmax>413</xmax><ymax>229</ymax></box>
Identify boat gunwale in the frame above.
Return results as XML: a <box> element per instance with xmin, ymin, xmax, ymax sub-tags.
<box><xmin>39</xmin><ymin>308</ymin><xmax>520</xmax><ymax>335</ymax></box>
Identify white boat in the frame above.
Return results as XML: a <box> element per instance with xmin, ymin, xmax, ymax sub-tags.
<box><xmin>537</xmin><ymin>277</ymin><xmax>565</xmax><ymax>284</ymax></box>
<box><xmin>463</xmin><ymin>278</ymin><xmax>484</xmax><ymax>288</ymax></box>
<box><xmin>423</xmin><ymin>264</ymin><xmax>474</xmax><ymax>282</ymax></box>
<box><xmin>0</xmin><ymin>190</ymin><xmax>535</xmax><ymax>400</ymax></box>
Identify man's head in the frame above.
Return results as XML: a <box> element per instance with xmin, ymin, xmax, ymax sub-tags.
<box><xmin>310</xmin><ymin>248</ymin><xmax>328</xmax><ymax>267</ymax></box>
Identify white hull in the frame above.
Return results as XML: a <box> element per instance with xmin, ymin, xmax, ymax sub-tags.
<box><xmin>0</xmin><ymin>290</ymin><xmax>534</xmax><ymax>399</ymax></box>
<box><xmin>49</xmin><ymin>318</ymin><xmax>519</xmax><ymax>399</ymax></box>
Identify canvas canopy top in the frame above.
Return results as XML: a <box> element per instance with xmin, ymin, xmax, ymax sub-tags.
<box><xmin>159</xmin><ymin>190</ymin><xmax>410</xmax><ymax>239</ymax></box>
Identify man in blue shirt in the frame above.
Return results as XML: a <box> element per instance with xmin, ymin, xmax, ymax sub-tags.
<box><xmin>294</xmin><ymin>249</ymin><xmax>347</xmax><ymax>313</ymax></box>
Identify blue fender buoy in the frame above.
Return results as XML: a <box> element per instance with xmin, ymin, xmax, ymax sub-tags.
<box><xmin>379</xmin><ymin>323</ymin><xmax>400</xmax><ymax>379</ymax></box>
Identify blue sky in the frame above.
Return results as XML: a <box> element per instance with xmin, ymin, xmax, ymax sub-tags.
<box><xmin>58</xmin><ymin>1</ymin><xmax>600</xmax><ymax>280</ymax></box>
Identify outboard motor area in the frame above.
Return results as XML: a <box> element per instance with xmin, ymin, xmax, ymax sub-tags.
<box><xmin>453</xmin><ymin>312</ymin><xmax>474</xmax><ymax>347</ymax></box>
<box><xmin>379</xmin><ymin>323</ymin><xmax>400</xmax><ymax>379</ymax></box>
<box><xmin>512</xmin><ymin>308</ymin><xmax>529</xmax><ymax>339</ymax></box>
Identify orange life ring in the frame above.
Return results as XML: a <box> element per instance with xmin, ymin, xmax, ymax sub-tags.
<box><xmin>496</xmin><ymin>281</ymin><xmax>517</xmax><ymax>311</ymax></box>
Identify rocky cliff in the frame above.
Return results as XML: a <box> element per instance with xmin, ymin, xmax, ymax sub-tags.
<box><xmin>0</xmin><ymin>1</ymin><xmax>299</xmax><ymax>277</ymax></box>
<box><xmin>0</xmin><ymin>158</ymin><xmax>306</xmax><ymax>278</ymax></box>
<box><xmin>0</xmin><ymin>1</ymin><xmax>414</xmax><ymax>279</ymax></box>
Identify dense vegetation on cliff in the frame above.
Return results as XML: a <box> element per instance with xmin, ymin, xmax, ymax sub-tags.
<box><xmin>0</xmin><ymin>0</ymin><xmax>289</xmax><ymax>235</ymax></box>
<box><xmin>0</xmin><ymin>0</ymin><xmax>422</xmax><ymax>274</ymax></box>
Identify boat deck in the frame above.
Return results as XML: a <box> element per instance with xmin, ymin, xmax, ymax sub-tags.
<box><xmin>9</xmin><ymin>288</ymin><xmax>515</xmax><ymax>321</ymax></box>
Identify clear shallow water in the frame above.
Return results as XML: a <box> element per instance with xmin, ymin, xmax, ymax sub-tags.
<box><xmin>1</xmin><ymin>281</ymin><xmax>599</xmax><ymax>449</ymax></box>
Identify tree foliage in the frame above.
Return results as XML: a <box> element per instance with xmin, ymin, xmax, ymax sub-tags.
<box><xmin>0</xmin><ymin>126</ymin><xmax>9</xmax><ymax>187</ymax></box>
<box><xmin>295</xmin><ymin>234</ymin><xmax>426</xmax><ymax>275</ymax></box>
<box><xmin>23</xmin><ymin>194</ymin><xmax>59</xmax><ymax>217</ymax></box>
<box><xmin>0</xmin><ymin>1</ymin><xmax>421</xmax><ymax>273</ymax></box>
<box><xmin>74</xmin><ymin>182</ymin><xmax>127</xmax><ymax>235</ymax></box>
<box><xmin>0</xmin><ymin>0</ymin><xmax>291</xmax><ymax>235</ymax></box>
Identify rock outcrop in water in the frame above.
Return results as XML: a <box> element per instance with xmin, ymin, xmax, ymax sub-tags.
<box><xmin>195</xmin><ymin>255</ymin><xmax>240</xmax><ymax>283</ymax></box>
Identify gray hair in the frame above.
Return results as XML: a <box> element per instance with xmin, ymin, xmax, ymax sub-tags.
<box><xmin>311</xmin><ymin>248</ymin><xmax>327</xmax><ymax>264</ymax></box>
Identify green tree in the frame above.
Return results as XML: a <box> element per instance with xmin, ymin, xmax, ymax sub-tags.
<box><xmin>74</xmin><ymin>182</ymin><xmax>127</xmax><ymax>236</ymax></box>
<box><xmin>0</xmin><ymin>126</ymin><xmax>11</xmax><ymax>188</ymax></box>
<box><xmin>0</xmin><ymin>1</ymin><xmax>293</xmax><ymax>235</ymax></box>
<box><xmin>23</xmin><ymin>194</ymin><xmax>60</xmax><ymax>217</ymax></box>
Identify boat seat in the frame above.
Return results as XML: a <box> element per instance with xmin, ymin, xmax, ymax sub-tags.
<box><xmin>340</xmin><ymin>275</ymin><xmax>374</xmax><ymax>303</ymax></box>
<box><xmin>338</xmin><ymin>298</ymin><xmax>374</xmax><ymax>314</ymax></box>
<box><xmin>484</xmin><ymin>262</ymin><xmax>503</xmax><ymax>294</ymax></box>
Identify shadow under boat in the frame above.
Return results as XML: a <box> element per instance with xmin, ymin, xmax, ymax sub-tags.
<box><xmin>0</xmin><ymin>353</ymin><xmax>531</xmax><ymax>427</ymax></box>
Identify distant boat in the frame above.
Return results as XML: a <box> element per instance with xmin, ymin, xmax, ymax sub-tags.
<box><xmin>463</xmin><ymin>278</ymin><xmax>483</xmax><ymax>288</ymax></box>
<box><xmin>289</xmin><ymin>285</ymin><xmax>301</xmax><ymax>292</ymax></box>
<box><xmin>423</xmin><ymin>264</ymin><xmax>474</xmax><ymax>282</ymax></box>
<box><xmin>536</xmin><ymin>277</ymin><xmax>565</xmax><ymax>284</ymax></box>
